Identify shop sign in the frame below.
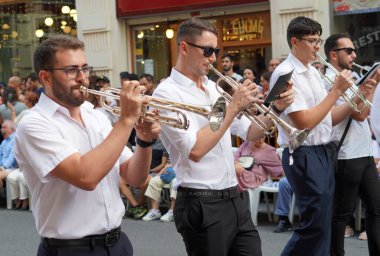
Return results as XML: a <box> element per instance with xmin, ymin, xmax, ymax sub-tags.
<box><xmin>116</xmin><ymin>0</ymin><xmax>266</xmax><ymax>17</ymax></box>
<box><xmin>222</xmin><ymin>15</ymin><xmax>270</xmax><ymax>42</ymax></box>
<box><xmin>333</xmin><ymin>0</ymin><xmax>380</xmax><ymax>15</ymax></box>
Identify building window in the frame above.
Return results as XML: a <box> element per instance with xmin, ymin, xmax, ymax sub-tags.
<box><xmin>133</xmin><ymin>24</ymin><xmax>171</xmax><ymax>81</ymax></box>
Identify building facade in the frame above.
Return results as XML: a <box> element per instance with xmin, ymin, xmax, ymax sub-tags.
<box><xmin>0</xmin><ymin>0</ymin><xmax>379</xmax><ymax>85</ymax></box>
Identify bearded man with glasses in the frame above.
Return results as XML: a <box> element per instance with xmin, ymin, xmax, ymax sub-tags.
<box><xmin>153</xmin><ymin>17</ymin><xmax>295</xmax><ymax>256</ymax></box>
<box><xmin>14</xmin><ymin>35</ymin><xmax>160</xmax><ymax>256</ymax></box>
<box><xmin>324</xmin><ymin>33</ymin><xmax>380</xmax><ymax>256</ymax></box>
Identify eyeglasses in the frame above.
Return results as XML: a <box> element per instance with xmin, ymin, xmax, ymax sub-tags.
<box><xmin>49</xmin><ymin>66</ymin><xmax>93</xmax><ymax>79</ymax></box>
<box><xmin>332</xmin><ymin>47</ymin><xmax>357</xmax><ymax>55</ymax></box>
<box><xmin>300</xmin><ymin>38</ymin><xmax>324</xmax><ymax>47</ymax></box>
<box><xmin>183</xmin><ymin>42</ymin><xmax>220</xmax><ymax>57</ymax></box>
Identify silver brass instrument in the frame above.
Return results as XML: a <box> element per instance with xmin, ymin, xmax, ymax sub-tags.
<box><xmin>316</xmin><ymin>52</ymin><xmax>372</xmax><ymax>112</ymax></box>
<box><xmin>352</xmin><ymin>62</ymin><xmax>371</xmax><ymax>77</ymax></box>
<box><xmin>80</xmin><ymin>86</ymin><xmax>226</xmax><ymax>131</ymax></box>
<box><xmin>208</xmin><ymin>65</ymin><xmax>310</xmax><ymax>151</ymax></box>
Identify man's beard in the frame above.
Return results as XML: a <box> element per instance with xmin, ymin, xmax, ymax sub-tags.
<box><xmin>338</xmin><ymin>59</ymin><xmax>351</xmax><ymax>71</ymax></box>
<box><xmin>51</xmin><ymin>77</ymin><xmax>85</xmax><ymax>107</ymax></box>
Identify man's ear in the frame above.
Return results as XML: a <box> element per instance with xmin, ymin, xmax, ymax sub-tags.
<box><xmin>39</xmin><ymin>70</ymin><xmax>51</xmax><ymax>87</ymax></box>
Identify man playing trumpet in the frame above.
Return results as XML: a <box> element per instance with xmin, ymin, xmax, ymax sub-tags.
<box><xmin>153</xmin><ymin>17</ymin><xmax>294</xmax><ymax>256</ymax></box>
<box><xmin>14</xmin><ymin>35</ymin><xmax>160</xmax><ymax>256</ymax></box>
<box><xmin>269</xmin><ymin>17</ymin><xmax>366</xmax><ymax>256</ymax></box>
<box><xmin>324</xmin><ymin>33</ymin><xmax>380</xmax><ymax>256</ymax></box>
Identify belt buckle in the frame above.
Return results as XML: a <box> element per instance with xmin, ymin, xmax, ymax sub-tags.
<box><xmin>105</xmin><ymin>233</ymin><xmax>119</xmax><ymax>247</ymax></box>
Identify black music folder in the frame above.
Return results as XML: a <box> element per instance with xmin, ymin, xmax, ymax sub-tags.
<box><xmin>264</xmin><ymin>69</ymin><xmax>293</xmax><ymax>104</ymax></box>
<box><xmin>356</xmin><ymin>62</ymin><xmax>380</xmax><ymax>86</ymax></box>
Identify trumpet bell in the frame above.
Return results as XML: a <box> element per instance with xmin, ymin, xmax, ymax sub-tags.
<box><xmin>209</xmin><ymin>97</ymin><xmax>226</xmax><ymax>132</ymax></box>
<box><xmin>290</xmin><ymin>128</ymin><xmax>310</xmax><ymax>151</ymax></box>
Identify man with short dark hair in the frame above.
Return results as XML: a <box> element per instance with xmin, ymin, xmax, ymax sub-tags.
<box><xmin>153</xmin><ymin>17</ymin><xmax>294</xmax><ymax>256</ymax></box>
<box><xmin>221</xmin><ymin>53</ymin><xmax>243</xmax><ymax>81</ymax></box>
<box><xmin>324</xmin><ymin>33</ymin><xmax>380</xmax><ymax>256</ymax></box>
<box><xmin>270</xmin><ymin>16</ymin><xmax>354</xmax><ymax>255</ymax></box>
<box><xmin>14</xmin><ymin>35</ymin><xmax>160</xmax><ymax>256</ymax></box>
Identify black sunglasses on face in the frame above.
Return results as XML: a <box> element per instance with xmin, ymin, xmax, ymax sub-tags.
<box><xmin>332</xmin><ymin>47</ymin><xmax>357</xmax><ymax>55</ymax></box>
<box><xmin>183</xmin><ymin>42</ymin><xmax>220</xmax><ymax>57</ymax></box>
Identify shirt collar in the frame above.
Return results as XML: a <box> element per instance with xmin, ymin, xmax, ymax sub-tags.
<box><xmin>288</xmin><ymin>53</ymin><xmax>312</xmax><ymax>74</ymax></box>
<box><xmin>170</xmin><ymin>68</ymin><xmax>209</xmax><ymax>90</ymax></box>
<box><xmin>36</xmin><ymin>93</ymin><xmax>95</xmax><ymax>117</ymax></box>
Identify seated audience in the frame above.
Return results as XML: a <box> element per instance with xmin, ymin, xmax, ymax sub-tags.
<box><xmin>274</xmin><ymin>177</ymin><xmax>294</xmax><ymax>232</ymax></box>
<box><xmin>233</xmin><ymin>138</ymin><xmax>283</xmax><ymax>192</ymax></box>
<box><xmin>0</xmin><ymin>120</ymin><xmax>19</xmax><ymax>207</ymax></box>
<box><xmin>143</xmin><ymin>163</ymin><xmax>176</xmax><ymax>223</ymax></box>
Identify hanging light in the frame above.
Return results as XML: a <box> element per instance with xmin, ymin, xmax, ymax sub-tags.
<box><xmin>35</xmin><ymin>29</ymin><xmax>44</xmax><ymax>38</ymax></box>
<box><xmin>69</xmin><ymin>9</ymin><xmax>77</xmax><ymax>17</ymax></box>
<box><xmin>63</xmin><ymin>26</ymin><xmax>72</xmax><ymax>34</ymax></box>
<box><xmin>2</xmin><ymin>24</ymin><xmax>10</xmax><ymax>30</ymax></box>
<box><xmin>11</xmin><ymin>31</ymin><xmax>18</xmax><ymax>38</ymax></box>
<box><xmin>165</xmin><ymin>28</ymin><xmax>174</xmax><ymax>39</ymax></box>
<box><xmin>137</xmin><ymin>31</ymin><xmax>144</xmax><ymax>39</ymax></box>
<box><xmin>44</xmin><ymin>17</ymin><xmax>54</xmax><ymax>26</ymax></box>
<box><xmin>73</xmin><ymin>14</ymin><xmax>78</xmax><ymax>22</ymax></box>
<box><xmin>61</xmin><ymin>5</ymin><xmax>70</xmax><ymax>14</ymax></box>
<box><xmin>61</xmin><ymin>21</ymin><xmax>67</xmax><ymax>26</ymax></box>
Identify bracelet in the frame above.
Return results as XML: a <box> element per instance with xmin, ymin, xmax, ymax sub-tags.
<box><xmin>135</xmin><ymin>137</ymin><xmax>156</xmax><ymax>148</ymax></box>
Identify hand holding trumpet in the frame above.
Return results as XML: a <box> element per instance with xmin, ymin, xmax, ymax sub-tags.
<box><xmin>228</xmin><ymin>79</ymin><xmax>263</xmax><ymax>116</ymax></box>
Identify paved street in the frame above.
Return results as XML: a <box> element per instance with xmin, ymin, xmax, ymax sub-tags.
<box><xmin>0</xmin><ymin>208</ymin><xmax>369</xmax><ymax>256</ymax></box>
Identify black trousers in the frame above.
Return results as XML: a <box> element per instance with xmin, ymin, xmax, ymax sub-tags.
<box><xmin>37</xmin><ymin>231</ymin><xmax>133</xmax><ymax>256</ymax></box>
<box><xmin>281</xmin><ymin>144</ymin><xmax>336</xmax><ymax>256</ymax></box>
<box><xmin>331</xmin><ymin>156</ymin><xmax>380</xmax><ymax>256</ymax></box>
<box><xmin>174</xmin><ymin>190</ymin><xmax>262</xmax><ymax>256</ymax></box>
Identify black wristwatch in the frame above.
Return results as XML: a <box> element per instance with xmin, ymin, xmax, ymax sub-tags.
<box><xmin>135</xmin><ymin>137</ymin><xmax>156</xmax><ymax>148</ymax></box>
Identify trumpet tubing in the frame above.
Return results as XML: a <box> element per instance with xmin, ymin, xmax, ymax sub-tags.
<box><xmin>316</xmin><ymin>52</ymin><xmax>372</xmax><ymax>111</ymax></box>
<box><xmin>80</xmin><ymin>86</ymin><xmax>226</xmax><ymax>131</ymax></box>
<box><xmin>208</xmin><ymin>64</ymin><xmax>310</xmax><ymax>151</ymax></box>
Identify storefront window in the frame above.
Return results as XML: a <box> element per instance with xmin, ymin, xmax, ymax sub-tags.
<box><xmin>133</xmin><ymin>25</ymin><xmax>171</xmax><ymax>81</ymax></box>
<box><xmin>0</xmin><ymin>0</ymin><xmax>76</xmax><ymax>83</ymax></box>
<box><xmin>334</xmin><ymin>12</ymin><xmax>380</xmax><ymax>66</ymax></box>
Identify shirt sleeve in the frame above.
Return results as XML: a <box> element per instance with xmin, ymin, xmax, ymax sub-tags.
<box><xmin>15</xmin><ymin>113</ymin><xmax>78</xmax><ymax>182</ymax></box>
<box><xmin>371</xmin><ymin>86</ymin><xmax>380</xmax><ymax>142</ymax></box>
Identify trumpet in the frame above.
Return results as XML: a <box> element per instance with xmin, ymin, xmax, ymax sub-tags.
<box><xmin>352</xmin><ymin>62</ymin><xmax>371</xmax><ymax>77</ymax></box>
<box><xmin>316</xmin><ymin>52</ymin><xmax>372</xmax><ymax>112</ymax></box>
<box><xmin>208</xmin><ymin>65</ymin><xmax>310</xmax><ymax>151</ymax></box>
<box><xmin>80</xmin><ymin>86</ymin><xmax>226</xmax><ymax>131</ymax></box>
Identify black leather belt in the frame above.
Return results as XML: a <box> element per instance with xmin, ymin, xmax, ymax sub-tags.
<box><xmin>177</xmin><ymin>186</ymin><xmax>238</xmax><ymax>199</ymax></box>
<box><xmin>41</xmin><ymin>227</ymin><xmax>121</xmax><ymax>248</ymax></box>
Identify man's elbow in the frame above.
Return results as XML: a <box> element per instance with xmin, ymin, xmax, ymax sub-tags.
<box><xmin>189</xmin><ymin>151</ymin><xmax>202</xmax><ymax>162</ymax></box>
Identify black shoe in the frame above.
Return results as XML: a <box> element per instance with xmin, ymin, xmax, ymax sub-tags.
<box><xmin>274</xmin><ymin>220</ymin><xmax>293</xmax><ymax>233</ymax></box>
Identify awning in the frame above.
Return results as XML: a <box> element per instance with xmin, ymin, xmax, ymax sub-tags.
<box><xmin>333</xmin><ymin>0</ymin><xmax>380</xmax><ymax>16</ymax></box>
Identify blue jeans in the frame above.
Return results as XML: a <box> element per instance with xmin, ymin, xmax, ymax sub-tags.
<box><xmin>275</xmin><ymin>177</ymin><xmax>293</xmax><ymax>217</ymax></box>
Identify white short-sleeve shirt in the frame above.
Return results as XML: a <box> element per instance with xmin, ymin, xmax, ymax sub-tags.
<box><xmin>270</xmin><ymin>53</ymin><xmax>332</xmax><ymax>147</ymax></box>
<box><xmin>14</xmin><ymin>93</ymin><xmax>132</xmax><ymax>238</ymax></box>
<box><xmin>324</xmin><ymin>68</ymin><xmax>372</xmax><ymax>159</ymax></box>
<box><xmin>153</xmin><ymin>68</ymin><xmax>251</xmax><ymax>190</ymax></box>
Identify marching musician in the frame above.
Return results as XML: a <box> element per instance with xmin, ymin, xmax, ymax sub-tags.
<box><xmin>324</xmin><ymin>33</ymin><xmax>380</xmax><ymax>256</ymax></box>
<box><xmin>14</xmin><ymin>35</ymin><xmax>160</xmax><ymax>256</ymax></box>
<box><xmin>269</xmin><ymin>17</ymin><xmax>356</xmax><ymax>256</ymax></box>
<box><xmin>152</xmin><ymin>17</ymin><xmax>294</xmax><ymax>256</ymax></box>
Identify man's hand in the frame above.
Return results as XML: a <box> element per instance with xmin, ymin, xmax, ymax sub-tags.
<box><xmin>229</xmin><ymin>79</ymin><xmax>263</xmax><ymax>115</ymax></box>
<box><xmin>119</xmin><ymin>81</ymin><xmax>148</xmax><ymax>124</ymax></box>
<box><xmin>135</xmin><ymin>120</ymin><xmax>161</xmax><ymax>143</ymax></box>
<box><xmin>273</xmin><ymin>81</ymin><xmax>294</xmax><ymax>113</ymax></box>
<box><xmin>332</xmin><ymin>69</ymin><xmax>353</xmax><ymax>95</ymax></box>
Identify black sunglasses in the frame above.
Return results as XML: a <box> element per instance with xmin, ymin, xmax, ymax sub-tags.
<box><xmin>332</xmin><ymin>47</ymin><xmax>357</xmax><ymax>55</ymax></box>
<box><xmin>184</xmin><ymin>42</ymin><xmax>220</xmax><ymax>57</ymax></box>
